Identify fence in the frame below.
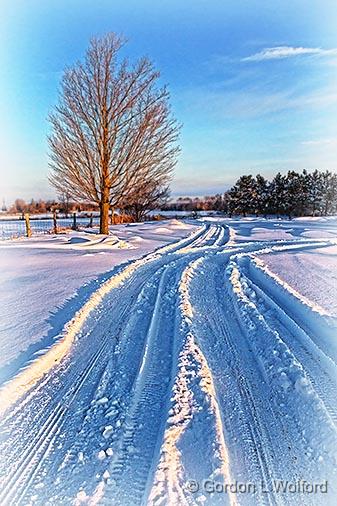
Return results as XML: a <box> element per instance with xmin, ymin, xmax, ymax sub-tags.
<box><xmin>0</xmin><ymin>213</ymin><xmax>100</xmax><ymax>240</ymax></box>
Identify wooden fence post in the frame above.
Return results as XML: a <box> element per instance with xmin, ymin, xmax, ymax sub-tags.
<box><xmin>24</xmin><ymin>213</ymin><xmax>31</xmax><ymax>238</ymax></box>
<box><xmin>53</xmin><ymin>210</ymin><xmax>58</xmax><ymax>234</ymax></box>
<box><xmin>72</xmin><ymin>212</ymin><xmax>77</xmax><ymax>230</ymax></box>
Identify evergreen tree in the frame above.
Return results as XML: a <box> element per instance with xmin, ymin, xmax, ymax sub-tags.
<box><xmin>268</xmin><ymin>173</ymin><xmax>287</xmax><ymax>217</ymax></box>
<box><xmin>255</xmin><ymin>174</ymin><xmax>270</xmax><ymax>217</ymax></box>
<box><xmin>321</xmin><ymin>171</ymin><xmax>337</xmax><ymax>216</ymax></box>
<box><xmin>228</xmin><ymin>175</ymin><xmax>257</xmax><ymax>216</ymax></box>
<box><xmin>307</xmin><ymin>169</ymin><xmax>324</xmax><ymax>216</ymax></box>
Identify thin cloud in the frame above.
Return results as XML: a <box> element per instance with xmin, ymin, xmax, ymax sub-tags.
<box><xmin>302</xmin><ymin>138</ymin><xmax>337</xmax><ymax>147</ymax></box>
<box><xmin>178</xmin><ymin>82</ymin><xmax>337</xmax><ymax>120</ymax></box>
<box><xmin>242</xmin><ymin>46</ymin><xmax>337</xmax><ymax>62</ymax></box>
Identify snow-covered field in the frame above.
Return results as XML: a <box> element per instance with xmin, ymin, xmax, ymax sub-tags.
<box><xmin>0</xmin><ymin>217</ymin><xmax>336</xmax><ymax>505</ymax></box>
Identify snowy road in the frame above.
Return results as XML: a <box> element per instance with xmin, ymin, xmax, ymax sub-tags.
<box><xmin>1</xmin><ymin>222</ymin><xmax>337</xmax><ymax>505</ymax></box>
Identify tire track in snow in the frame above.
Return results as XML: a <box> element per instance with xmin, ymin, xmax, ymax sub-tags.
<box><xmin>226</xmin><ymin>251</ymin><xmax>337</xmax><ymax>495</ymax></box>
<box><xmin>0</xmin><ymin>272</ymin><xmax>155</xmax><ymax>504</ymax></box>
<box><xmin>101</xmin><ymin>264</ymin><xmax>180</xmax><ymax>505</ymax></box>
<box><xmin>246</xmin><ymin>253</ymin><xmax>337</xmax><ymax>362</ymax></box>
<box><xmin>186</xmin><ymin>255</ymin><xmax>281</xmax><ymax>506</ymax></box>
<box><xmin>149</xmin><ymin>258</ymin><xmax>236</xmax><ymax>506</ymax></box>
<box><xmin>30</xmin><ymin>262</ymin><xmax>177</xmax><ymax>505</ymax></box>
<box><xmin>0</xmin><ymin>223</ymin><xmax>227</xmax><ymax>505</ymax></box>
<box><xmin>238</xmin><ymin>255</ymin><xmax>337</xmax><ymax>427</ymax></box>
<box><xmin>0</xmin><ymin>223</ymin><xmax>208</xmax><ymax>421</ymax></box>
<box><xmin>0</xmin><ymin>319</ymin><xmax>120</xmax><ymax>505</ymax></box>
<box><xmin>184</xmin><ymin>238</ymin><xmax>337</xmax><ymax>505</ymax></box>
<box><xmin>2</xmin><ymin>223</ymin><xmax>336</xmax><ymax>505</ymax></box>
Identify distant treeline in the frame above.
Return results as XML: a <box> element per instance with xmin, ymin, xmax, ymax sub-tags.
<box><xmin>163</xmin><ymin>170</ymin><xmax>337</xmax><ymax>218</ymax></box>
<box><xmin>5</xmin><ymin>170</ymin><xmax>337</xmax><ymax>219</ymax></box>
<box><xmin>5</xmin><ymin>198</ymin><xmax>98</xmax><ymax>215</ymax></box>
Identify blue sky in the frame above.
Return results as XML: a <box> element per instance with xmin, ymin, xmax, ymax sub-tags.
<box><xmin>1</xmin><ymin>0</ymin><xmax>337</xmax><ymax>203</ymax></box>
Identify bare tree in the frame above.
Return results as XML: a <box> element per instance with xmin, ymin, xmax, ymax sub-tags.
<box><xmin>13</xmin><ymin>199</ymin><xmax>27</xmax><ymax>214</ymax></box>
<box><xmin>122</xmin><ymin>179</ymin><xmax>170</xmax><ymax>222</ymax></box>
<box><xmin>48</xmin><ymin>33</ymin><xmax>180</xmax><ymax>234</ymax></box>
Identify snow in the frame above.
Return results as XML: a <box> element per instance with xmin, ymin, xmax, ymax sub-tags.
<box><xmin>261</xmin><ymin>245</ymin><xmax>337</xmax><ymax>316</ymax></box>
<box><xmin>0</xmin><ymin>220</ymin><xmax>196</xmax><ymax>382</ymax></box>
<box><xmin>102</xmin><ymin>425</ymin><xmax>114</xmax><ymax>439</ymax></box>
<box><xmin>97</xmin><ymin>450</ymin><xmax>106</xmax><ymax>460</ymax></box>
<box><xmin>0</xmin><ymin>216</ymin><xmax>337</xmax><ymax>505</ymax></box>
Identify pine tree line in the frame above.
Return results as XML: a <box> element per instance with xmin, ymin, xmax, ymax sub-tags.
<box><xmin>225</xmin><ymin>170</ymin><xmax>337</xmax><ymax>218</ymax></box>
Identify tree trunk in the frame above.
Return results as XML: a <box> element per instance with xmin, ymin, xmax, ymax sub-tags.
<box><xmin>100</xmin><ymin>194</ymin><xmax>110</xmax><ymax>234</ymax></box>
